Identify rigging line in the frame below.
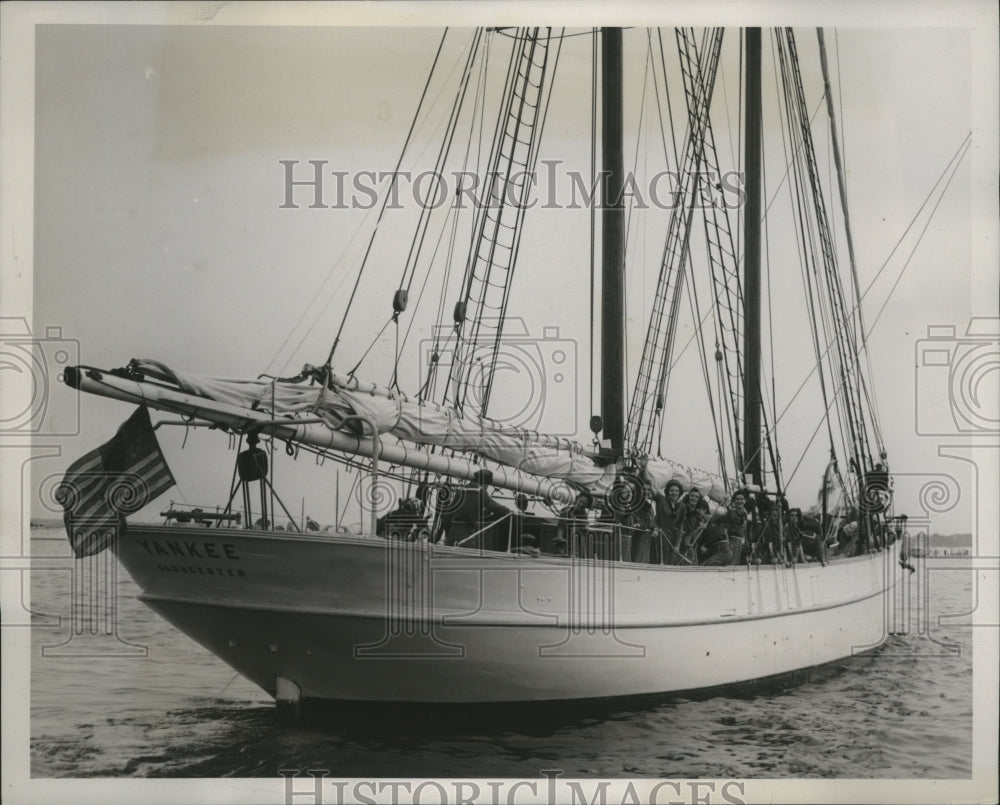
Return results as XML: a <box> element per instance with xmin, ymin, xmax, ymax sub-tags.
<box><xmin>480</xmin><ymin>30</ymin><xmax>558</xmax><ymax>415</ymax></box>
<box><xmin>630</xmin><ymin>27</ymin><xmax>725</xmax><ymax>452</ymax></box>
<box><xmin>736</xmin><ymin>29</ymin><xmax>743</xmax><ymax>275</ymax></box>
<box><xmin>861</xmin><ymin>130</ymin><xmax>971</xmax><ymax>311</ymax></box>
<box><xmin>404</xmin><ymin>35</ymin><xmax>492</xmax><ymax>378</ymax></box>
<box><xmin>778</xmin><ymin>29</ymin><xmax>862</xmax><ymax>470</ymax></box>
<box><xmin>717</xmin><ymin>30</ymin><xmax>739</xmax><ymax>181</ymax></box>
<box><xmin>797</xmin><ymin>184</ymin><xmax>838</xmax><ymax>456</ymax></box>
<box><xmin>462</xmin><ymin>29</ymin><xmax>560</xmax><ymax>416</ymax></box>
<box><xmin>493</xmin><ymin>28</ymin><xmax>564</xmax><ymax>309</ymax></box>
<box><xmin>834</xmin><ymin>29</ymin><xmax>847</xmax><ymax>177</ymax></box>
<box><xmin>623</xmin><ymin>39</ymin><xmax>653</xmax><ymax>265</ymax></box>
<box><xmin>684</xmin><ymin>246</ymin><xmax>729</xmax><ymax>484</ymax></box>
<box><xmin>655</xmin><ymin>29</ymin><xmax>681</xmax><ymax>168</ymax></box>
<box><xmin>777</xmin><ymin>34</ymin><xmax>839</xmax><ymax>457</ymax></box>
<box><xmin>757</xmin><ymin>386</ymin><xmax>784</xmax><ymax>493</ymax></box>
<box><xmin>269</xmin><ymin>385</ymin><xmax>276</xmax><ymax>529</ymax></box>
<box><xmin>347</xmin><ymin>317</ymin><xmax>394</xmax><ymax>377</ymax></box>
<box><xmin>267</xmin><ymin>197</ymin><xmax>381</xmax><ymax>378</ymax></box>
<box><xmin>390</xmin><ymin>308</ymin><xmax>402</xmax><ymax>389</ymax></box>
<box><xmin>270</xmin><ymin>35</ymin><xmax>473</xmax><ymax>377</ymax></box>
<box><xmin>656</xmin><ymin>29</ymin><xmax>741</xmax><ymax>458</ymax></box>
<box><xmin>783</xmin><ymin>366</ymin><xmax>853</xmax><ymax>489</ymax></box>
<box><xmin>449</xmin><ymin>28</ymin><xmax>492</xmax><ymax>324</ymax></box>
<box><xmin>420</xmin><ymin>44</ymin><xmax>493</xmax><ymax>400</ymax></box>
<box><xmin>714</xmin><ymin>325</ymin><xmax>735</xmax><ymax>491</ymax></box>
<box><xmin>424</xmin><ymin>31</ymin><xmax>492</xmax><ymax>407</ymax></box>
<box><xmin>866</xmin><ymin>137</ymin><xmax>971</xmax><ymax>335</ymax></box>
<box><xmin>817</xmin><ymin>29</ymin><xmax>868</xmax><ymax>363</ymax></box>
<box><xmin>456</xmin><ymin>30</ymin><xmax>524</xmax><ymax>309</ymax></box>
<box><xmin>448</xmin><ymin>29</ymin><xmax>527</xmax><ymax>408</ymax></box>
<box><xmin>652</xmin><ymin>34</ymin><xmax>743</xmax><ymax>463</ymax></box>
<box><xmin>395</xmin><ymin>215</ymin><xmax>454</xmax><ymax>390</ymax></box>
<box><xmin>761</xmin><ymin>121</ymin><xmax>780</xmax><ymax>469</ymax></box>
<box><xmin>401</xmin><ymin>29</ymin><xmax>486</xmax><ymax>299</ymax></box>
<box><xmin>760</xmin><ymin>135</ymin><xmax>971</xmax><ymax>461</ymax></box>
<box><xmin>788</xmin><ymin>29</ymin><xmax>872</xmax><ymax>470</ymax></box>
<box><xmin>649</xmin><ymin>33</ymin><xmax>726</xmax><ymax>455</ymax></box>
<box><xmin>491</xmin><ymin>27</ymin><xmax>631</xmax><ymax>42</ymax></box>
<box><xmin>336</xmin><ymin>471</ymin><xmax>363</xmax><ymax>530</ymax></box>
<box><xmin>742</xmin><ymin>92</ymin><xmax>825</xmax><ymax>265</ymax></box>
<box><xmin>590</xmin><ymin>27</ymin><xmax>597</xmax><ymax>417</ymax></box>
<box><xmin>405</xmin><ymin>33</ymin><xmax>484</xmax><ymax>169</ymax></box>
<box><xmin>323</xmin><ymin>27</ymin><xmax>452</xmax><ymax>368</ymax></box>
<box><xmin>650</xmin><ymin>27</ymin><xmax>705</xmax><ymax>440</ymax></box>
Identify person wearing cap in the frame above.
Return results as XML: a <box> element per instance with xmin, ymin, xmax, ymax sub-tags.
<box><xmin>377</xmin><ymin>497</ymin><xmax>426</xmax><ymax>541</ymax></box>
<box><xmin>796</xmin><ymin>510</ymin><xmax>828</xmax><ymax>565</ymax></box>
<box><xmin>654</xmin><ymin>479</ymin><xmax>687</xmax><ymax>564</ymax></box>
<box><xmin>438</xmin><ymin>468</ymin><xmax>510</xmax><ymax>549</ymax></box>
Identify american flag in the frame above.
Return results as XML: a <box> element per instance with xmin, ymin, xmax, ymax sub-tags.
<box><xmin>56</xmin><ymin>406</ymin><xmax>175</xmax><ymax>557</ymax></box>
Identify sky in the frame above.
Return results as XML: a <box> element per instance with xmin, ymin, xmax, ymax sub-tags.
<box><xmin>3</xmin><ymin>5</ymin><xmax>996</xmax><ymax>537</ymax></box>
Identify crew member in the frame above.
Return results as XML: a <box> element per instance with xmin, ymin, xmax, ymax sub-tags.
<box><xmin>724</xmin><ymin>489</ymin><xmax>749</xmax><ymax>564</ymax></box>
<box><xmin>755</xmin><ymin>500</ymin><xmax>788</xmax><ymax>565</ymax></box>
<box><xmin>680</xmin><ymin>487</ymin><xmax>710</xmax><ymax>565</ymax></box>
<box><xmin>437</xmin><ymin>469</ymin><xmax>510</xmax><ymax>549</ymax></box>
<box><xmin>557</xmin><ymin>490</ymin><xmax>593</xmax><ymax>557</ymax></box>
<box><xmin>897</xmin><ymin>514</ymin><xmax>916</xmax><ymax>574</ymax></box>
<box><xmin>621</xmin><ymin>479</ymin><xmax>657</xmax><ymax>564</ymax></box>
<box><xmin>654</xmin><ymin>479</ymin><xmax>687</xmax><ymax>564</ymax></box>
<box><xmin>700</xmin><ymin>510</ymin><xmax>733</xmax><ymax>566</ymax></box>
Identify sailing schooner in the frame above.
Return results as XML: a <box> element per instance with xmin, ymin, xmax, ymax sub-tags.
<box><xmin>58</xmin><ymin>27</ymin><xmax>905</xmax><ymax>707</ymax></box>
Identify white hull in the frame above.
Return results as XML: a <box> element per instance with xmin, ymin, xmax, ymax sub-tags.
<box><xmin>117</xmin><ymin>523</ymin><xmax>902</xmax><ymax>704</ymax></box>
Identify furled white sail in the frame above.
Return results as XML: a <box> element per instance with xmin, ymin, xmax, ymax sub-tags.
<box><xmin>131</xmin><ymin>360</ymin><xmax>729</xmax><ymax>503</ymax></box>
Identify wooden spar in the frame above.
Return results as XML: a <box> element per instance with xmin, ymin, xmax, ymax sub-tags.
<box><xmin>742</xmin><ymin>27</ymin><xmax>763</xmax><ymax>486</ymax></box>
<box><xmin>600</xmin><ymin>27</ymin><xmax>626</xmax><ymax>457</ymax></box>
<box><xmin>63</xmin><ymin>366</ymin><xmax>571</xmax><ymax>502</ymax></box>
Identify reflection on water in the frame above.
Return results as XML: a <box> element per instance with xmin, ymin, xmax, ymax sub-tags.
<box><xmin>28</xmin><ymin>530</ymin><xmax>972</xmax><ymax>778</ymax></box>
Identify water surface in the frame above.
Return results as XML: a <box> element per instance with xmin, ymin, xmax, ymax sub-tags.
<box><xmin>29</xmin><ymin>529</ymin><xmax>973</xmax><ymax>778</ymax></box>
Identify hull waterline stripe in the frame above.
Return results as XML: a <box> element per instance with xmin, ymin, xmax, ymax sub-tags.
<box><xmin>137</xmin><ymin>583</ymin><xmax>893</xmax><ymax>630</ymax></box>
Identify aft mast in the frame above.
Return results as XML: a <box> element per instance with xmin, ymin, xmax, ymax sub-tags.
<box><xmin>742</xmin><ymin>27</ymin><xmax>763</xmax><ymax>487</ymax></box>
<box><xmin>600</xmin><ymin>27</ymin><xmax>626</xmax><ymax>458</ymax></box>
